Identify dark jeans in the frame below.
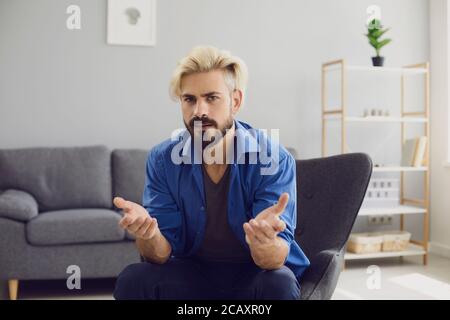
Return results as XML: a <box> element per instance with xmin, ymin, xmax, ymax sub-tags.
<box><xmin>113</xmin><ymin>257</ymin><xmax>300</xmax><ymax>300</ymax></box>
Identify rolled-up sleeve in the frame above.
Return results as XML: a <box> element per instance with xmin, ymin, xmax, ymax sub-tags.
<box><xmin>142</xmin><ymin>148</ymin><xmax>184</xmax><ymax>256</ymax></box>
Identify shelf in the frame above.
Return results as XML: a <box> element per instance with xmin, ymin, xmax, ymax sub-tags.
<box><xmin>358</xmin><ymin>205</ymin><xmax>427</xmax><ymax>216</ymax></box>
<box><xmin>372</xmin><ymin>166</ymin><xmax>428</xmax><ymax>172</ymax></box>
<box><xmin>325</xmin><ymin>64</ymin><xmax>428</xmax><ymax>75</ymax></box>
<box><xmin>346</xmin><ymin>65</ymin><xmax>428</xmax><ymax>75</ymax></box>
<box><xmin>344</xmin><ymin>243</ymin><xmax>426</xmax><ymax>260</ymax></box>
<box><xmin>345</xmin><ymin>116</ymin><xmax>428</xmax><ymax>123</ymax></box>
<box><xmin>323</xmin><ymin>115</ymin><xmax>428</xmax><ymax>123</ymax></box>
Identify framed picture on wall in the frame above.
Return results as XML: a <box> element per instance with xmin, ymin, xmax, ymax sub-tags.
<box><xmin>107</xmin><ymin>0</ymin><xmax>156</xmax><ymax>46</ymax></box>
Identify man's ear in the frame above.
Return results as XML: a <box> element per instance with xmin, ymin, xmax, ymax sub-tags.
<box><xmin>231</xmin><ymin>89</ymin><xmax>243</xmax><ymax>115</ymax></box>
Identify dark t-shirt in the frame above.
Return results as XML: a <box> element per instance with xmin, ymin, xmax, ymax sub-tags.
<box><xmin>194</xmin><ymin>165</ymin><xmax>252</xmax><ymax>263</ymax></box>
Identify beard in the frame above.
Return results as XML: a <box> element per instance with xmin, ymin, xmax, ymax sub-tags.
<box><xmin>184</xmin><ymin>115</ymin><xmax>234</xmax><ymax>150</ymax></box>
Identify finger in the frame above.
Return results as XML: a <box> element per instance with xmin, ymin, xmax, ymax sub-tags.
<box><xmin>134</xmin><ymin>217</ymin><xmax>152</xmax><ymax>238</ymax></box>
<box><xmin>273</xmin><ymin>219</ymin><xmax>287</xmax><ymax>233</ymax></box>
<box><xmin>113</xmin><ymin>197</ymin><xmax>127</xmax><ymax>209</ymax></box>
<box><xmin>119</xmin><ymin>215</ymin><xmax>135</xmax><ymax>229</ymax></box>
<box><xmin>243</xmin><ymin>222</ymin><xmax>260</xmax><ymax>244</ymax></box>
<box><xmin>259</xmin><ymin>220</ymin><xmax>277</xmax><ymax>239</ymax></box>
<box><xmin>249</xmin><ymin>219</ymin><xmax>268</xmax><ymax>243</ymax></box>
<box><xmin>257</xmin><ymin>215</ymin><xmax>280</xmax><ymax>230</ymax></box>
<box><xmin>113</xmin><ymin>196</ymin><xmax>134</xmax><ymax>212</ymax></box>
<box><xmin>142</xmin><ymin>218</ymin><xmax>158</xmax><ymax>239</ymax></box>
<box><xmin>127</xmin><ymin>216</ymin><xmax>146</xmax><ymax>233</ymax></box>
<box><xmin>244</xmin><ymin>222</ymin><xmax>258</xmax><ymax>244</ymax></box>
<box><xmin>272</xmin><ymin>193</ymin><xmax>289</xmax><ymax>216</ymax></box>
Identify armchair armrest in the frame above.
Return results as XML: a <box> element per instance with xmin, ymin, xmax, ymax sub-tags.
<box><xmin>0</xmin><ymin>189</ymin><xmax>39</xmax><ymax>222</ymax></box>
<box><xmin>299</xmin><ymin>249</ymin><xmax>344</xmax><ymax>300</ymax></box>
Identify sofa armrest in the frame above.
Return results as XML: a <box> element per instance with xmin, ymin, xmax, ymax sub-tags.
<box><xmin>0</xmin><ymin>189</ymin><xmax>39</xmax><ymax>222</ymax></box>
<box><xmin>299</xmin><ymin>249</ymin><xmax>344</xmax><ymax>300</ymax></box>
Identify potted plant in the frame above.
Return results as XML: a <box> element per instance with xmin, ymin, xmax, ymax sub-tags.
<box><xmin>365</xmin><ymin>19</ymin><xmax>391</xmax><ymax>67</ymax></box>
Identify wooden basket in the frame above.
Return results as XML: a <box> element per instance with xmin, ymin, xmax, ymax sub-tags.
<box><xmin>381</xmin><ymin>230</ymin><xmax>411</xmax><ymax>252</ymax></box>
<box><xmin>347</xmin><ymin>233</ymin><xmax>383</xmax><ymax>254</ymax></box>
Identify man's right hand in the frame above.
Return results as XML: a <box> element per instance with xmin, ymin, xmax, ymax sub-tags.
<box><xmin>113</xmin><ymin>197</ymin><xmax>159</xmax><ymax>240</ymax></box>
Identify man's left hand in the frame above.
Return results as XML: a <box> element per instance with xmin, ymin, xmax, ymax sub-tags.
<box><xmin>243</xmin><ymin>193</ymin><xmax>288</xmax><ymax>246</ymax></box>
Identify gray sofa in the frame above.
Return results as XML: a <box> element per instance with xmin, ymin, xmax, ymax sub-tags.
<box><xmin>0</xmin><ymin>146</ymin><xmax>148</xmax><ymax>299</ymax></box>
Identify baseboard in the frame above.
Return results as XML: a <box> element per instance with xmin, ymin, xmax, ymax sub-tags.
<box><xmin>429</xmin><ymin>241</ymin><xmax>450</xmax><ymax>259</ymax></box>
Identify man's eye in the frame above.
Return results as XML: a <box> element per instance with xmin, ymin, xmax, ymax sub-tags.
<box><xmin>184</xmin><ymin>97</ymin><xmax>195</xmax><ymax>103</ymax></box>
<box><xmin>207</xmin><ymin>96</ymin><xmax>219</xmax><ymax>102</ymax></box>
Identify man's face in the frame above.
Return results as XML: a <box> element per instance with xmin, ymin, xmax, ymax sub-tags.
<box><xmin>180</xmin><ymin>70</ymin><xmax>242</xmax><ymax>145</ymax></box>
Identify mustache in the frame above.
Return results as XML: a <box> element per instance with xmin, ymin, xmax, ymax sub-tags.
<box><xmin>189</xmin><ymin>116</ymin><xmax>218</xmax><ymax>129</ymax></box>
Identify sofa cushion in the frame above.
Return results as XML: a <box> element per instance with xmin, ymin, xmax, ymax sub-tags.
<box><xmin>0</xmin><ymin>189</ymin><xmax>39</xmax><ymax>221</ymax></box>
<box><xmin>0</xmin><ymin>146</ymin><xmax>112</xmax><ymax>211</ymax></box>
<box><xmin>26</xmin><ymin>209</ymin><xmax>125</xmax><ymax>245</ymax></box>
<box><xmin>112</xmin><ymin>149</ymin><xmax>148</xmax><ymax>206</ymax></box>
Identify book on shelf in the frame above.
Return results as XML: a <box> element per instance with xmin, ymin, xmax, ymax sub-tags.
<box><xmin>401</xmin><ymin>136</ymin><xmax>427</xmax><ymax>167</ymax></box>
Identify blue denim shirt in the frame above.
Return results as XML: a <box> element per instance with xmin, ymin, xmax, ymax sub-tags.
<box><xmin>142</xmin><ymin>120</ymin><xmax>310</xmax><ymax>278</ymax></box>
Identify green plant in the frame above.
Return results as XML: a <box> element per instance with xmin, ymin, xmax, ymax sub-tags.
<box><xmin>366</xmin><ymin>19</ymin><xmax>392</xmax><ymax>57</ymax></box>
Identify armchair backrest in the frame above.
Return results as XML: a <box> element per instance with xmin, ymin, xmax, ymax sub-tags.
<box><xmin>294</xmin><ymin>153</ymin><xmax>373</xmax><ymax>259</ymax></box>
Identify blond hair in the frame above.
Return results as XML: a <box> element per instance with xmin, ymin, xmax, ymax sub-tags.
<box><xmin>169</xmin><ymin>46</ymin><xmax>248</xmax><ymax>100</ymax></box>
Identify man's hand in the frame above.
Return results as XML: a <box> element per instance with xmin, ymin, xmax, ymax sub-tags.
<box><xmin>243</xmin><ymin>193</ymin><xmax>290</xmax><ymax>270</ymax></box>
<box><xmin>243</xmin><ymin>193</ymin><xmax>288</xmax><ymax>245</ymax></box>
<box><xmin>114</xmin><ymin>196</ymin><xmax>159</xmax><ymax>240</ymax></box>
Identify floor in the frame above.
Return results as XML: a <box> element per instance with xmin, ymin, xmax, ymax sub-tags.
<box><xmin>16</xmin><ymin>253</ymin><xmax>450</xmax><ymax>300</ymax></box>
<box><xmin>19</xmin><ymin>278</ymin><xmax>115</xmax><ymax>300</ymax></box>
<box><xmin>333</xmin><ymin>254</ymin><xmax>450</xmax><ymax>300</ymax></box>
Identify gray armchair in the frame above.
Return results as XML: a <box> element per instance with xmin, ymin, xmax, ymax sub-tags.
<box><xmin>295</xmin><ymin>153</ymin><xmax>372</xmax><ymax>299</ymax></box>
<box><xmin>138</xmin><ymin>152</ymin><xmax>373</xmax><ymax>300</ymax></box>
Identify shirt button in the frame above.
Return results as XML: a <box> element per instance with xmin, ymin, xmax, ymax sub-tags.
<box><xmin>200</xmin><ymin>206</ymin><xmax>205</xmax><ymax>211</ymax></box>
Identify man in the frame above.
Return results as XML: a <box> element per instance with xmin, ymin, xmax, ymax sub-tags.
<box><xmin>113</xmin><ymin>46</ymin><xmax>310</xmax><ymax>300</ymax></box>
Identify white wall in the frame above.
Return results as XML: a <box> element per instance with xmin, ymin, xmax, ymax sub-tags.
<box><xmin>0</xmin><ymin>0</ymin><xmax>429</xmax><ymax>160</ymax></box>
<box><xmin>429</xmin><ymin>0</ymin><xmax>450</xmax><ymax>258</ymax></box>
<box><xmin>0</xmin><ymin>0</ymin><xmax>437</xmax><ymax>247</ymax></box>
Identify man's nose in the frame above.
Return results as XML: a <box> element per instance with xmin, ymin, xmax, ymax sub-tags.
<box><xmin>193</xmin><ymin>99</ymin><xmax>209</xmax><ymax>118</ymax></box>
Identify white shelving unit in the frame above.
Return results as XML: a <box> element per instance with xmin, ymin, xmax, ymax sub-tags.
<box><xmin>321</xmin><ymin>59</ymin><xmax>430</xmax><ymax>264</ymax></box>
